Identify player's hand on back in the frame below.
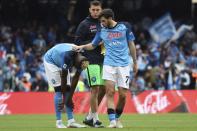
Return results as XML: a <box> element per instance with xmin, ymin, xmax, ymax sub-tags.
<box><xmin>73</xmin><ymin>45</ymin><xmax>84</xmax><ymax>52</ymax></box>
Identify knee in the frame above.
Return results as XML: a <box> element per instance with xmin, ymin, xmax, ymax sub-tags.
<box><xmin>106</xmin><ymin>88</ymin><xmax>115</xmax><ymax>98</ymax></box>
<box><xmin>91</xmin><ymin>87</ymin><xmax>99</xmax><ymax>96</ymax></box>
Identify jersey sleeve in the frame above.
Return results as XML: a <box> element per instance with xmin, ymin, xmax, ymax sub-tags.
<box><xmin>125</xmin><ymin>22</ymin><xmax>135</xmax><ymax>42</ymax></box>
<box><xmin>74</xmin><ymin>21</ymin><xmax>89</xmax><ymax>45</ymax></box>
<box><xmin>92</xmin><ymin>31</ymin><xmax>102</xmax><ymax>48</ymax></box>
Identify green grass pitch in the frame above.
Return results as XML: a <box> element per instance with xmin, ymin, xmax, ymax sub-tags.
<box><xmin>0</xmin><ymin>114</ymin><xmax>197</xmax><ymax>131</ymax></box>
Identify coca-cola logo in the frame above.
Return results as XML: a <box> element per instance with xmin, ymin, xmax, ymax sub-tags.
<box><xmin>134</xmin><ymin>91</ymin><xmax>171</xmax><ymax>114</ymax></box>
<box><xmin>0</xmin><ymin>93</ymin><xmax>11</xmax><ymax>115</ymax></box>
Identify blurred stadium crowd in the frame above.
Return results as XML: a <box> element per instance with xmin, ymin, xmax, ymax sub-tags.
<box><xmin>0</xmin><ymin>0</ymin><xmax>196</xmax><ymax>92</ymax></box>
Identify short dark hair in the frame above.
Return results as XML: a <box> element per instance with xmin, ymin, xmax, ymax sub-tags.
<box><xmin>99</xmin><ymin>8</ymin><xmax>114</xmax><ymax>19</ymax></box>
<box><xmin>90</xmin><ymin>0</ymin><xmax>102</xmax><ymax>7</ymax></box>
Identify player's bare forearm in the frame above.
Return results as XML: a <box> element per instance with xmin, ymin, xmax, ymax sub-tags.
<box><xmin>128</xmin><ymin>41</ymin><xmax>137</xmax><ymax>63</ymax></box>
<box><xmin>65</xmin><ymin>71</ymin><xmax>81</xmax><ymax>109</ymax></box>
<box><xmin>82</xmin><ymin>43</ymin><xmax>95</xmax><ymax>50</ymax></box>
<box><xmin>128</xmin><ymin>41</ymin><xmax>138</xmax><ymax>74</ymax></box>
<box><xmin>69</xmin><ymin>71</ymin><xmax>81</xmax><ymax>98</ymax></box>
<box><xmin>74</xmin><ymin>42</ymin><xmax>102</xmax><ymax>51</ymax></box>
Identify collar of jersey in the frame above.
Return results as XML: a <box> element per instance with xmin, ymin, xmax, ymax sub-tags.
<box><xmin>105</xmin><ymin>22</ymin><xmax>118</xmax><ymax>29</ymax></box>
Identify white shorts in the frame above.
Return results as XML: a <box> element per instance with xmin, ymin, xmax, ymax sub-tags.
<box><xmin>103</xmin><ymin>65</ymin><xmax>131</xmax><ymax>89</ymax></box>
<box><xmin>44</xmin><ymin>60</ymin><xmax>71</xmax><ymax>87</ymax></box>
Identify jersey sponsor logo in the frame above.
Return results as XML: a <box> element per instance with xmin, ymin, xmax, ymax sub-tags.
<box><xmin>112</xmin><ymin>41</ymin><xmax>121</xmax><ymax>46</ymax></box>
<box><xmin>90</xmin><ymin>25</ymin><xmax>97</xmax><ymax>30</ymax></box>
<box><xmin>107</xmin><ymin>32</ymin><xmax>123</xmax><ymax>40</ymax></box>
<box><xmin>89</xmin><ymin>25</ymin><xmax>97</xmax><ymax>33</ymax></box>
<box><xmin>90</xmin><ymin>29</ymin><xmax>97</xmax><ymax>33</ymax></box>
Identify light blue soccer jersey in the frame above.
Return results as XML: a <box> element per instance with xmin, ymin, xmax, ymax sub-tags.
<box><xmin>92</xmin><ymin>22</ymin><xmax>135</xmax><ymax>66</ymax></box>
<box><xmin>44</xmin><ymin>43</ymin><xmax>75</xmax><ymax>69</ymax></box>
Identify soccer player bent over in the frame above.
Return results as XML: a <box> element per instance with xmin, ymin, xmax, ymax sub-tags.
<box><xmin>74</xmin><ymin>9</ymin><xmax>138</xmax><ymax>128</ymax></box>
<box><xmin>43</xmin><ymin>43</ymin><xmax>89</xmax><ymax>128</ymax></box>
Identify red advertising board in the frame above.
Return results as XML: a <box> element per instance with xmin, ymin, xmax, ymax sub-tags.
<box><xmin>0</xmin><ymin>92</ymin><xmax>54</xmax><ymax>114</ymax></box>
<box><xmin>0</xmin><ymin>90</ymin><xmax>197</xmax><ymax>115</ymax></box>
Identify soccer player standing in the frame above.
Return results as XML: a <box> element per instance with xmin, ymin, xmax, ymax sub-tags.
<box><xmin>74</xmin><ymin>9</ymin><xmax>138</xmax><ymax>128</ymax></box>
<box><xmin>75</xmin><ymin>0</ymin><xmax>105</xmax><ymax>127</ymax></box>
<box><xmin>43</xmin><ymin>43</ymin><xmax>89</xmax><ymax>128</ymax></box>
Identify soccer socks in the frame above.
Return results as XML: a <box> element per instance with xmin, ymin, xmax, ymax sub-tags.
<box><xmin>115</xmin><ymin>109</ymin><xmax>123</xmax><ymax>119</ymax></box>
<box><xmin>64</xmin><ymin>92</ymin><xmax>74</xmax><ymax>120</ymax></box>
<box><xmin>86</xmin><ymin>111</ymin><xmax>93</xmax><ymax>120</ymax></box>
<box><xmin>54</xmin><ymin>92</ymin><xmax>74</xmax><ymax>121</ymax></box>
<box><xmin>92</xmin><ymin>112</ymin><xmax>99</xmax><ymax>123</ymax></box>
<box><xmin>107</xmin><ymin>108</ymin><xmax>116</xmax><ymax>122</ymax></box>
<box><xmin>54</xmin><ymin>92</ymin><xmax>62</xmax><ymax>120</ymax></box>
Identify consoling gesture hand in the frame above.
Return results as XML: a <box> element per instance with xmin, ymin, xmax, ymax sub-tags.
<box><xmin>73</xmin><ymin>45</ymin><xmax>84</xmax><ymax>52</ymax></box>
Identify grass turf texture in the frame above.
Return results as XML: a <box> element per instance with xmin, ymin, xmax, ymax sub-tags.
<box><xmin>0</xmin><ymin>114</ymin><xmax>197</xmax><ymax>131</ymax></box>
